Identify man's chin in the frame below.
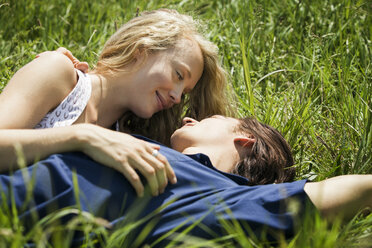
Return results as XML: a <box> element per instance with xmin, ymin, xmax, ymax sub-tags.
<box><xmin>170</xmin><ymin>134</ymin><xmax>176</xmax><ymax>149</ymax></box>
<box><xmin>170</xmin><ymin>134</ymin><xmax>190</xmax><ymax>153</ymax></box>
<box><xmin>170</xmin><ymin>134</ymin><xmax>181</xmax><ymax>151</ymax></box>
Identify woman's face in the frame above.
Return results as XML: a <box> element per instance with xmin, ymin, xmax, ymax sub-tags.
<box><xmin>125</xmin><ymin>38</ymin><xmax>204</xmax><ymax>118</ymax></box>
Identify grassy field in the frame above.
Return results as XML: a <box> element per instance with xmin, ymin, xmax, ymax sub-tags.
<box><xmin>0</xmin><ymin>0</ymin><xmax>371</xmax><ymax>247</ymax></box>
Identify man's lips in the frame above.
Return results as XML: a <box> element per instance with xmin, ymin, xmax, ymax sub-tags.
<box><xmin>183</xmin><ymin>123</ymin><xmax>194</xmax><ymax>127</ymax></box>
<box><xmin>180</xmin><ymin>121</ymin><xmax>196</xmax><ymax>129</ymax></box>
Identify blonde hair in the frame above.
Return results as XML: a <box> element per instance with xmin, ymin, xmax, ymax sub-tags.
<box><xmin>96</xmin><ymin>9</ymin><xmax>235</xmax><ymax>144</ymax></box>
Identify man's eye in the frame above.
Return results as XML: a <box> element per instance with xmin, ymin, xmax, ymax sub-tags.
<box><xmin>176</xmin><ymin>70</ymin><xmax>183</xmax><ymax>80</ymax></box>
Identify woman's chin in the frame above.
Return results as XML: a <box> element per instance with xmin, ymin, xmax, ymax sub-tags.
<box><xmin>135</xmin><ymin>110</ymin><xmax>155</xmax><ymax>119</ymax></box>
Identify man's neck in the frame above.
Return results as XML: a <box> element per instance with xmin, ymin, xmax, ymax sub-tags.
<box><xmin>181</xmin><ymin>146</ymin><xmax>238</xmax><ymax>173</ymax></box>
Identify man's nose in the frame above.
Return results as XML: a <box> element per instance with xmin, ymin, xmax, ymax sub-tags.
<box><xmin>182</xmin><ymin>117</ymin><xmax>197</xmax><ymax>125</ymax></box>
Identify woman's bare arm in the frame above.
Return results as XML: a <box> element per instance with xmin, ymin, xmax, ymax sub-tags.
<box><xmin>0</xmin><ymin>52</ymin><xmax>176</xmax><ymax>196</ymax></box>
<box><xmin>0</xmin><ymin>127</ymin><xmax>81</xmax><ymax>170</ymax></box>
<box><xmin>0</xmin><ymin>52</ymin><xmax>77</xmax><ymax>128</ymax></box>
<box><xmin>0</xmin><ymin>51</ymin><xmax>78</xmax><ymax>169</ymax></box>
<box><xmin>0</xmin><ymin>123</ymin><xmax>176</xmax><ymax>197</ymax></box>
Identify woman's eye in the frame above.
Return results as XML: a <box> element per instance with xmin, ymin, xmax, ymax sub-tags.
<box><xmin>176</xmin><ymin>70</ymin><xmax>183</xmax><ymax>80</ymax></box>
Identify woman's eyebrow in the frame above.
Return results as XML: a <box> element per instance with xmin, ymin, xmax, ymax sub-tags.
<box><xmin>175</xmin><ymin>61</ymin><xmax>192</xmax><ymax>79</ymax></box>
<box><xmin>185</xmin><ymin>67</ymin><xmax>191</xmax><ymax>78</ymax></box>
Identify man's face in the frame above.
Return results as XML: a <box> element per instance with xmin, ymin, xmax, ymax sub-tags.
<box><xmin>170</xmin><ymin>115</ymin><xmax>241</xmax><ymax>152</ymax></box>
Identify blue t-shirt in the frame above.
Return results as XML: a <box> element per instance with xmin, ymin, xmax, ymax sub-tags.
<box><xmin>0</xmin><ymin>136</ymin><xmax>310</xmax><ymax>246</ymax></box>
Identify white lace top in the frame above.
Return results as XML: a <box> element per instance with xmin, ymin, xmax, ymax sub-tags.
<box><xmin>34</xmin><ymin>69</ymin><xmax>92</xmax><ymax>129</ymax></box>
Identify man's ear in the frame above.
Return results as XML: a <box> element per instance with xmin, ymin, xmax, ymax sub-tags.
<box><xmin>234</xmin><ymin>136</ymin><xmax>256</xmax><ymax>148</ymax></box>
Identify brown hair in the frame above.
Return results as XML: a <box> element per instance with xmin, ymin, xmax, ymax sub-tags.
<box><xmin>94</xmin><ymin>9</ymin><xmax>235</xmax><ymax>144</ymax></box>
<box><xmin>232</xmin><ymin>117</ymin><xmax>296</xmax><ymax>185</ymax></box>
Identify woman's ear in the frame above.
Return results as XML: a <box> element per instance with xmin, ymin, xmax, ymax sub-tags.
<box><xmin>133</xmin><ymin>48</ymin><xmax>141</xmax><ymax>60</ymax></box>
<box><xmin>234</xmin><ymin>136</ymin><xmax>255</xmax><ymax>148</ymax></box>
<box><xmin>133</xmin><ymin>48</ymin><xmax>147</xmax><ymax>65</ymax></box>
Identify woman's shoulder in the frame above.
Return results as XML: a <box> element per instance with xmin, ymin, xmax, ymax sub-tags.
<box><xmin>33</xmin><ymin>51</ymin><xmax>77</xmax><ymax>87</ymax></box>
<box><xmin>0</xmin><ymin>51</ymin><xmax>79</xmax><ymax>128</ymax></box>
<box><xmin>3</xmin><ymin>51</ymin><xmax>78</xmax><ymax>98</ymax></box>
<box><xmin>24</xmin><ymin>52</ymin><xmax>78</xmax><ymax>101</ymax></box>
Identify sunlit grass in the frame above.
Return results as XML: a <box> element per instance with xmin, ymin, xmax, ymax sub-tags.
<box><xmin>0</xmin><ymin>0</ymin><xmax>371</xmax><ymax>247</ymax></box>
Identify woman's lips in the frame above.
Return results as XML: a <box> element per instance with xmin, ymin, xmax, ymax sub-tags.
<box><xmin>156</xmin><ymin>91</ymin><xmax>166</xmax><ymax>110</ymax></box>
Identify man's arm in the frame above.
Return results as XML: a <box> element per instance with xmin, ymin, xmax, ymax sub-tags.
<box><xmin>304</xmin><ymin>175</ymin><xmax>372</xmax><ymax>220</ymax></box>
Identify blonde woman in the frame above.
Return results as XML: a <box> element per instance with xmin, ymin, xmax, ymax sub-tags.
<box><xmin>0</xmin><ymin>9</ymin><xmax>232</xmax><ymax>197</ymax></box>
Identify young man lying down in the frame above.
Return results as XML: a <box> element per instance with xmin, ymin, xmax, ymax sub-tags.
<box><xmin>1</xmin><ymin>115</ymin><xmax>371</xmax><ymax>246</ymax></box>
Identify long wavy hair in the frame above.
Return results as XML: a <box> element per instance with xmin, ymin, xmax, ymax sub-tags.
<box><xmin>232</xmin><ymin>117</ymin><xmax>296</xmax><ymax>185</ymax></box>
<box><xmin>94</xmin><ymin>9</ymin><xmax>235</xmax><ymax>145</ymax></box>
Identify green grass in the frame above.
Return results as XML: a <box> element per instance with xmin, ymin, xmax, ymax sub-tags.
<box><xmin>0</xmin><ymin>0</ymin><xmax>371</xmax><ymax>247</ymax></box>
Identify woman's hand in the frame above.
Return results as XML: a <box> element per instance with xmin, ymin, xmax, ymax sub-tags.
<box><xmin>78</xmin><ymin>124</ymin><xmax>177</xmax><ymax>197</ymax></box>
<box><xmin>36</xmin><ymin>47</ymin><xmax>89</xmax><ymax>73</ymax></box>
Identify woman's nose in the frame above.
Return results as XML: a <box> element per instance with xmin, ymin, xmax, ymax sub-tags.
<box><xmin>169</xmin><ymin>84</ymin><xmax>183</xmax><ymax>104</ymax></box>
<box><xmin>169</xmin><ymin>93</ymin><xmax>181</xmax><ymax>104</ymax></box>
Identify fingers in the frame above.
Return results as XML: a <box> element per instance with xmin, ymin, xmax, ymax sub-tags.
<box><xmin>158</xmin><ymin>153</ymin><xmax>177</xmax><ymax>184</ymax></box>
<box><xmin>55</xmin><ymin>47</ymin><xmax>89</xmax><ymax>72</ymax></box>
<box><xmin>129</xmin><ymin>145</ymin><xmax>177</xmax><ymax>197</ymax></box>
<box><xmin>83</xmin><ymin>128</ymin><xmax>176</xmax><ymax>197</ymax></box>
<box><xmin>146</xmin><ymin>151</ymin><xmax>168</xmax><ymax>194</ymax></box>
<box><xmin>149</xmin><ymin>145</ymin><xmax>177</xmax><ymax>184</ymax></box>
<box><xmin>114</xmin><ymin>147</ymin><xmax>173</xmax><ymax>197</ymax></box>
<box><xmin>35</xmin><ymin>51</ymin><xmax>50</xmax><ymax>58</ymax></box>
<box><xmin>148</xmin><ymin>144</ymin><xmax>177</xmax><ymax>185</ymax></box>
<box><xmin>131</xmin><ymin>155</ymin><xmax>161</xmax><ymax>196</ymax></box>
<box><xmin>75</xmin><ymin>62</ymin><xmax>89</xmax><ymax>73</ymax></box>
<box><xmin>119</xmin><ymin>164</ymin><xmax>145</xmax><ymax>197</ymax></box>
<box><xmin>56</xmin><ymin>47</ymin><xmax>80</xmax><ymax>67</ymax></box>
<box><xmin>36</xmin><ymin>47</ymin><xmax>89</xmax><ymax>73</ymax></box>
<box><xmin>148</xmin><ymin>147</ymin><xmax>177</xmax><ymax>193</ymax></box>
<box><xmin>56</xmin><ymin>47</ymin><xmax>76</xmax><ymax>62</ymax></box>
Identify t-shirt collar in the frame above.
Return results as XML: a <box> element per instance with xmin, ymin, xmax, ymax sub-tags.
<box><xmin>186</xmin><ymin>153</ymin><xmax>250</xmax><ymax>185</ymax></box>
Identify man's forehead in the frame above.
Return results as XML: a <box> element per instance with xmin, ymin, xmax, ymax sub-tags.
<box><xmin>206</xmin><ymin>115</ymin><xmax>240</xmax><ymax>123</ymax></box>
